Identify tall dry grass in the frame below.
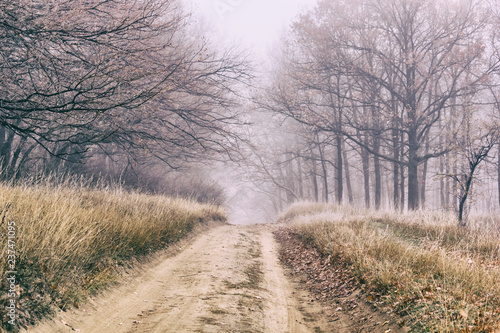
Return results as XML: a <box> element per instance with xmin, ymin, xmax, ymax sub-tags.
<box><xmin>280</xmin><ymin>202</ymin><xmax>500</xmax><ymax>332</ymax></box>
<box><xmin>0</xmin><ymin>180</ymin><xmax>226</xmax><ymax>331</ymax></box>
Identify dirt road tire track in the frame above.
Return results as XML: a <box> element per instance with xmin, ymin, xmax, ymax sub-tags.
<box><xmin>260</xmin><ymin>229</ymin><xmax>310</xmax><ymax>333</ymax></box>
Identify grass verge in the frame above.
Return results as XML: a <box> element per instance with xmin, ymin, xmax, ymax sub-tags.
<box><xmin>0</xmin><ymin>181</ymin><xmax>226</xmax><ymax>331</ymax></box>
<box><xmin>279</xmin><ymin>202</ymin><xmax>500</xmax><ymax>332</ymax></box>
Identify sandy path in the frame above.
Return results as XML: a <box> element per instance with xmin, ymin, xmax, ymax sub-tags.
<box><xmin>24</xmin><ymin>225</ymin><xmax>315</xmax><ymax>333</ymax></box>
<box><xmin>260</xmin><ymin>230</ymin><xmax>310</xmax><ymax>333</ymax></box>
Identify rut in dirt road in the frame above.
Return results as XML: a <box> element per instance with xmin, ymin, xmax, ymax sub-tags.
<box><xmin>25</xmin><ymin>225</ymin><xmax>313</xmax><ymax>333</ymax></box>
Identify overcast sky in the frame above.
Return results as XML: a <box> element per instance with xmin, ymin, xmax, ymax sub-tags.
<box><xmin>185</xmin><ymin>0</ymin><xmax>316</xmax><ymax>60</ymax></box>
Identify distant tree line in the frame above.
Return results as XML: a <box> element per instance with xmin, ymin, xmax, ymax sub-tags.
<box><xmin>251</xmin><ymin>0</ymin><xmax>500</xmax><ymax>222</ymax></box>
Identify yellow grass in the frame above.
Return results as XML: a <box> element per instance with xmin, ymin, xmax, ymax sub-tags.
<box><xmin>280</xmin><ymin>202</ymin><xmax>500</xmax><ymax>332</ymax></box>
<box><xmin>0</xmin><ymin>181</ymin><xmax>226</xmax><ymax>330</ymax></box>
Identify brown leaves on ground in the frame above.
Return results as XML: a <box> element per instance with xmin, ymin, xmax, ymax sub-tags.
<box><xmin>273</xmin><ymin>228</ymin><xmax>358</xmax><ymax>300</ymax></box>
<box><xmin>273</xmin><ymin>227</ymin><xmax>408</xmax><ymax>333</ymax></box>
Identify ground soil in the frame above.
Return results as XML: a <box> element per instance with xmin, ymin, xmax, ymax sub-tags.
<box><xmin>23</xmin><ymin>224</ymin><xmax>408</xmax><ymax>333</ymax></box>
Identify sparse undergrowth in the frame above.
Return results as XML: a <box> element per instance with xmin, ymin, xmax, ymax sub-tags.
<box><xmin>0</xmin><ymin>181</ymin><xmax>226</xmax><ymax>332</ymax></box>
<box><xmin>279</xmin><ymin>202</ymin><xmax>500</xmax><ymax>332</ymax></box>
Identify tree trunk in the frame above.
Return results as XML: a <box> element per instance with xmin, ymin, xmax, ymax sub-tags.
<box><xmin>400</xmin><ymin>129</ymin><xmax>406</xmax><ymax>211</ymax></box>
<box><xmin>408</xmin><ymin>129</ymin><xmax>420</xmax><ymax>210</ymax></box>
<box><xmin>440</xmin><ymin>155</ymin><xmax>445</xmax><ymax>209</ymax></box>
<box><xmin>342</xmin><ymin>141</ymin><xmax>354</xmax><ymax>204</ymax></box>
<box><xmin>445</xmin><ymin>155</ymin><xmax>450</xmax><ymax>209</ymax></box>
<box><xmin>318</xmin><ymin>145</ymin><xmax>329</xmax><ymax>203</ymax></box>
<box><xmin>297</xmin><ymin>157</ymin><xmax>304</xmax><ymax>199</ymax></box>
<box><xmin>311</xmin><ymin>158</ymin><xmax>319</xmax><ymax>202</ymax></box>
<box><xmin>458</xmin><ymin>177</ymin><xmax>469</xmax><ymax>226</ymax></box>
<box><xmin>392</xmin><ymin>128</ymin><xmax>400</xmax><ymax>210</ymax></box>
<box><xmin>276</xmin><ymin>162</ymin><xmax>286</xmax><ymax>211</ymax></box>
<box><xmin>285</xmin><ymin>152</ymin><xmax>296</xmax><ymax>204</ymax></box>
<box><xmin>8</xmin><ymin>136</ymin><xmax>27</xmax><ymax>178</ymax></box>
<box><xmin>50</xmin><ymin>142</ymin><xmax>72</xmax><ymax>171</ymax></box>
<box><xmin>400</xmin><ymin>163</ymin><xmax>406</xmax><ymax>211</ymax></box>
<box><xmin>374</xmin><ymin>137</ymin><xmax>382</xmax><ymax>210</ymax></box>
<box><xmin>362</xmin><ymin>143</ymin><xmax>371</xmax><ymax>209</ymax></box>
<box><xmin>0</xmin><ymin>129</ymin><xmax>16</xmax><ymax>179</ymax></box>
<box><xmin>453</xmin><ymin>158</ymin><xmax>459</xmax><ymax>212</ymax></box>
<box><xmin>459</xmin><ymin>172</ymin><xmax>475</xmax><ymax>227</ymax></box>
<box><xmin>408</xmin><ymin>162</ymin><xmax>419</xmax><ymax>210</ymax></box>
<box><xmin>13</xmin><ymin>143</ymin><xmax>36</xmax><ymax>179</ymax></box>
<box><xmin>420</xmin><ymin>136</ymin><xmax>430</xmax><ymax>209</ymax></box>
<box><xmin>451</xmin><ymin>103</ymin><xmax>459</xmax><ymax>212</ymax></box>
<box><xmin>336</xmin><ymin>134</ymin><xmax>343</xmax><ymax>204</ymax></box>
<box><xmin>421</xmin><ymin>160</ymin><xmax>428</xmax><ymax>208</ymax></box>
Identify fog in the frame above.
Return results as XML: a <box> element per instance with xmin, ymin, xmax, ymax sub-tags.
<box><xmin>184</xmin><ymin>0</ymin><xmax>317</xmax><ymax>225</ymax></box>
<box><xmin>4</xmin><ymin>1</ymin><xmax>500</xmax><ymax>331</ymax></box>
<box><xmin>185</xmin><ymin>0</ymin><xmax>315</xmax><ymax>61</ymax></box>
<box><xmin>2</xmin><ymin>0</ymin><xmax>500</xmax><ymax>226</ymax></box>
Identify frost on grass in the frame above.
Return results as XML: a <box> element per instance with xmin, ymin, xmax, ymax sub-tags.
<box><xmin>279</xmin><ymin>202</ymin><xmax>500</xmax><ymax>332</ymax></box>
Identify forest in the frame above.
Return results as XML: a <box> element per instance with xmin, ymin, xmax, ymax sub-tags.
<box><xmin>1</xmin><ymin>0</ymin><xmax>500</xmax><ymax>225</ymax></box>
<box><xmin>0</xmin><ymin>0</ymin><xmax>249</xmax><ymax>204</ymax></box>
<box><xmin>2</xmin><ymin>0</ymin><xmax>500</xmax><ymax>332</ymax></box>
<box><xmin>248</xmin><ymin>0</ymin><xmax>500</xmax><ymax>224</ymax></box>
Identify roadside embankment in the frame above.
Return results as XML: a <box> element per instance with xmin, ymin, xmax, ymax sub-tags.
<box><xmin>0</xmin><ymin>181</ymin><xmax>226</xmax><ymax>331</ymax></box>
<box><xmin>276</xmin><ymin>202</ymin><xmax>500</xmax><ymax>332</ymax></box>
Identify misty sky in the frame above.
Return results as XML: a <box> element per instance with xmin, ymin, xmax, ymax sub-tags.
<box><xmin>184</xmin><ymin>0</ymin><xmax>318</xmax><ymax>224</ymax></box>
<box><xmin>185</xmin><ymin>0</ymin><xmax>316</xmax><ymax>60</ymax></box>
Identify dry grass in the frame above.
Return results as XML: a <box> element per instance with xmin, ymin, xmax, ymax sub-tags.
<box><xmin>0</xmin><ymin>180</ymin><xmax>226</xmax><ymax>331</ymax></box>
<box><xmin>280</xmin><ymin>202</ymin><xmax>500</xmax><ymax>332</ymax></box>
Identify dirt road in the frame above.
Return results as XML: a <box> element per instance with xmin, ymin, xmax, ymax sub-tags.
<box><xmin>25</xmin><ymin>224</ymin><xmax>406</xmax><ymax>333</ymax></box>
<box><xmin>25</xmin><ymin>225</ymin><xmax>319</xmax><ymax>333</ymax></box>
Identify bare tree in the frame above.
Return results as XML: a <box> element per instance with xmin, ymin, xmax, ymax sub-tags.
<box><xmin>0</xmin><ymin>0</ymin><xmax>251</xmax><ymax>178</ymax></box>
<box><xmin>445</xmin><ymin>114</ymin><xmax>498</xmax><ymax>225</ymax></box>
<box><xmin>263</xmin><ymin>0</ymin><xmax>498</xmax><ymax>210</ymax></box>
